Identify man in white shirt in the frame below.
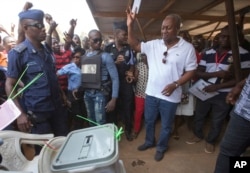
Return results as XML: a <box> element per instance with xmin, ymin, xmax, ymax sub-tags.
<box><xmin>126</xmin><ymin>10</ymin><xmax>197</xmax><ymax>161</ymax></box>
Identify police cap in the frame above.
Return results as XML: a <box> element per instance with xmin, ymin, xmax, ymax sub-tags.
<box><xmin>18</xmin><ymin>9</ymin><xmax>44</xmax><ymax>22</ymax></box>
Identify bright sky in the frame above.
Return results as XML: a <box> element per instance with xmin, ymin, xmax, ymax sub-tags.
<box><xmin>0</xmin><ymin>0</ymin><xmax>98</xmax><ymax>38</ymax></box>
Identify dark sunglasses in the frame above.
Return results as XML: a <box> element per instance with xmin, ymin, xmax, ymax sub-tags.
<box><xmin>92</xmin><ymin>38</ymin><xmax>102</xmax><ymax>43</ymax></box>
<box><xmin>26</xmin><ymin>23</ymin><xmax>45</xmax><ymax>29</ymax></box>
<box><xmin>162</xmin><ymin>51</ymin><xmax>168</xmax><ymax>64</ymax></box>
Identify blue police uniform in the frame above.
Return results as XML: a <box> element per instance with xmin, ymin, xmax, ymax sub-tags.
<box><xmin>104</xmin><ymin>42</ymin><xmax>135</xmax><ymax>136</ymax></box>
<box><xmin>7</xmin><ymin>39</ymin><xmax>68</xmax><ymax>136</ymax></box>
<box><xmin>6</xmin><ymin>9</ymin><xmax>68</xmax><ymax>136</ymax></box>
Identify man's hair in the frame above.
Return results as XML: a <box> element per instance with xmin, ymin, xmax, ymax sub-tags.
<box><xmin>3</xmin><ymin>36</ymin><xmax>13</xmax><ymax>45</ymax></box>
<box><xmin>88</xmin><ymin>29</ymin><xmax>101</xmax><ymax>37</ymax></box>
<box><xmin>165</xmin><ymin>14</ymin><xmax>182</xmax><ymax>29</ymax></box>
<box><xmin>72</xmin><ymin>46</ymin><xmax>85</xmax><ymax>57</ymax></box>
<box><xmin>113</xmin><ymin>21</ymin><xmax>127</xmax><ymax>33</ymax></box>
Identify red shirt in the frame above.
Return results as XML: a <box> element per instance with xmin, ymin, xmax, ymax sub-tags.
<box><xmin>54</xmin><ymin>50</ymin><xmax>72</xmax><ymax>91</ymax></box>
<box><xmin>195</xmin><ymin>50</ymin><xmax>203</xmax><ymax>64</ymax></box>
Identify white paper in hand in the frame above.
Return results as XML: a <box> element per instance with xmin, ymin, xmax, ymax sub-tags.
<box><xmin>132</xmin><ymin>0</ymin><xmax>141</xmax><ymax>14</ymax></box>
<box><xmin>0</xmin><ymin>99</ymin><xmax>21</xmax><ymax>130</ymax></box>
<box><xmin>189</xmin><ymin>79</ymin><xmax>219</xmax><ymax>101</ymax></box>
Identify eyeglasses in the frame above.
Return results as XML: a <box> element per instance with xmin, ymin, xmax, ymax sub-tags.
<box><xmin>162</xmin><ymin>51</ymin><xmax>168</xmax><ymax>64</ymax></box>
<box><xmin>26</xmin><ymin>23</ymin><xmax>45</xmax><ymax>29</ymax></box>
<box><xmin>92</xmin><ymin>38</ymin><xmax>102</xmax><ymax>43</ymax></box>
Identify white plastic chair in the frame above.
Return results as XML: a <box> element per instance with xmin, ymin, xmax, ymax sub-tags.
<box><xmin>0</xmin><ymin>130</ymin><xmax>53</xmax><ymax>172</ymax></box>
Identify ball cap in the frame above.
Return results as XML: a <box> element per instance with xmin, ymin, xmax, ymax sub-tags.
<box><xmin>18</xmin><ymin>9</ymin><xmax>44</xmax><ymax>22</ymax></box>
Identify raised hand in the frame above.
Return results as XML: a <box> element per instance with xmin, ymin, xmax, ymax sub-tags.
<box><xmin>22</xmin><ymin>1</ymin><xmax>33</xmax><ymax>11</ymax></box>
<box><xmin>69</xmin><ymin>19</ymin><xmax>77</xmax><ymax>27</ymax></box>
<box><xmin>63</xmin><ymin>32</ymin><xmax>72</xmax><ymax>43</ymax></box>
<box><xmin>126</xmin><ymin>6</ymin><xmax>136</xmax><ymax>26</ymax></box>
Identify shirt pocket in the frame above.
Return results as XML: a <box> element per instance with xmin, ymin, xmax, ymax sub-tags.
<box><xmin>25</xmin><ymin>63</ymin><xmax>49</xmax><ymax>96</ymax></box>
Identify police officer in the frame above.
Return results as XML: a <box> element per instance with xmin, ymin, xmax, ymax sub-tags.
<box><xmin>104</xmin><ymin>21</ymin><xmax>136</xmax><ymax>141</ymax></box>
<box><xmin>81</xmin><ymin>29</ymin><xmax>119</xmax><ymax>126</ymax></box>
<box><xmin>5</xmin><ymin>9</ymin><xmax>69</xmax><ymax>137</ymax></box>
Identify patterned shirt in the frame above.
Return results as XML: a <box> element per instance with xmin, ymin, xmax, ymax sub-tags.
<box><xmin>54</xmin><ymin>50</ymin><xmax>71</xmax><ymax>91</ymax></box>
<box><xmin>234</xmin><ymin>74</ymin><xmax>250</xmax><ymax>121</ymax></box>
<box><xmin>199</xmin><ymin>47</ymin><xmax>250</xmax><ymax>92</ymax></box>
<box><xmin>135</xmin><ymin>61</ymin><xmax>148</xmax><ymax>98</ymax></box>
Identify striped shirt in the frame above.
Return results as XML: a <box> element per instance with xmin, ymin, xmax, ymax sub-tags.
<box><xmin>199</xmin><ymin>47</ymin><xmax>250</xmax><ymax>92</ymax></box>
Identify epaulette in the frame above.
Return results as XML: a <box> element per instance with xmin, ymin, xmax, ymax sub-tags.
<box><xmin>13</xmin><ymin>43</ymin><xmax>27</xmax><ymax>53</ymax></box>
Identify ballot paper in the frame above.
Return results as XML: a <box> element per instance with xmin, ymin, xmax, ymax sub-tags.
<box><xmin>0</xmin><ymin>99</ymin><xmax>21</xmax><ymax>130</ymax></box>
<box><xmin>132</xmin><ymin>0</ymin><xmax>141</xmax><ymax>14</ymax></box>
<box><xmin>189</xmin><ymin>79</ymin><xmax>219</xmax><ymax>101</ymax></box>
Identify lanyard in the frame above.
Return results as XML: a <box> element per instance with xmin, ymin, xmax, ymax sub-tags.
<box><xmin>215</xmin><ymin>51</ymin><xmax>228</xmax><ymax>67</ymax></box>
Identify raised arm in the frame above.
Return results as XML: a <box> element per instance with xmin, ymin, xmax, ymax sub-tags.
<box><xmin>63</xmin><ymin>31</ymin><xmax>73</xmax><ymax>51</ymax></box>
<box><xmin>126</xmin><ymin>7</ymin><xmax>141</xmax><ymax>52</ymax></box>
<box><xmin>68</xmin><ymin>19</ymin><xmax>77</xmax><ymax>40</ymax></box>
<box><xmin>10</xmin><ymin>23</ymin><xmax>15</xmax><ymax>37</ymax></box>
<box><xmin>45</xmin><ymin>20</ymin><xmax>58</xmax><ymax>48</ymax></box>
<box><xmin>17</xmin><ymin>2</ymin><xmax>33</xmax><ymax>44</ymax></box>
<box><xmin>0</xmin><ymin>24</ymin><xmax>11</xmax><ymax>36</ymax></box>
<box><xmin>45</xmin><ymin>13</ymin><xmax>60</xmax><ymax>42</ymax></box>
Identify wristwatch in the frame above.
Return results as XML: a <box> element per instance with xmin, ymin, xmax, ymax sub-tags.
<box><xmin>174</xmin><ymin>81</ymin><xmax>179</xmax><ymax>88</ymax></box>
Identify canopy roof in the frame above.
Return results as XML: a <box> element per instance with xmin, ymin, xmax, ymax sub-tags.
<box><xmin>86</xmin><ymin>0</ymin><xmax>250</xmax><ymax>41</ymax></box>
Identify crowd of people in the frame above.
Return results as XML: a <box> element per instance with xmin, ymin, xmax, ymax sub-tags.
<box><xmin>0</xmin><ymin>2</ymin><xmax>250</xmax><ymax>171</ymax></box>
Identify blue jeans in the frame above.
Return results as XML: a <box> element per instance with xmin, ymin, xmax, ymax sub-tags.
<box><xmin>84</xmin><ymin>90</ymin><xmax>107</xmax><ymax>125</ymax></box>
<box><xmin>194</xmin><ymin>93</ymin><xmax>231</xmax><ymax>144</ymax></box>
<box><xmin>144</xmin><ymin>95</ymin><xmax>178</xmax><ymax>153</ymax></box>
<box><xmin>214</xmin><ymin>111</ymin><xmax>250</xmax><ymax>173</ymax></box>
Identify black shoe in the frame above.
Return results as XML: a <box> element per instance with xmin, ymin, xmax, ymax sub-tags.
<box><xmin>137</xmin><ymin>143</ymin><xmax>155</xmax><ymax>151</ymax></box>
<box><xmin>154</xmin><ymin>151</ymin><xmax>164</xmax><ymax>161</ymax></box>
<box><xmin>125</xmin><ymin>131</ymin><xmax>133</xmax><ymax>141</ymax></box>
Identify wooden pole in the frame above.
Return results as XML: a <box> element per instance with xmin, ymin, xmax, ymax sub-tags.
<box><xmin>225</xmin><ymin>0</ymin><xmax>242</xmax><ymax>82</ymax></box>
<box><xmin>207</xmin><ymin>22</ymin><xmax>221</xmax><ymax>40</ymax></box>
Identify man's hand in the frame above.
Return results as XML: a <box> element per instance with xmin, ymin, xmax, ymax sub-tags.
<box><xmin>17</xmin><ymin>113</ymin><xmax>32</xmax><ymax>132</ymax></box>
<box><xmin>105</xmin><ymin>99</ymin><xmax>116</xmax><ymax>112</ymax></box>
<box><xmin>115</xmin><ymin>55</ymin><xmax>125</xmax><ymax>64</ymax></box>
<box><xmin>226</xmin><ymin>84</ymin><xmax>243</xmax><ymax>105</ymax></box>
<box><xmin>125</xmin><ymin>71</ymin><xmax>135</xmax><ymax>83</ymax></box>
<box><xmin>126</xmin><ymin>7</ymin><xmax>136</xmax><ymax>26</ymax></box>
<box><xmin>72</xmin><ymin>89</ymin><xmax>79</xmax><ymax>100</ymax></box>
<box><xmin>161</xmin><ymin>83</ymin><xmax>178</xmax><ymax>96</ymax></box>
<box><xmin>202</xmin><ymin>84</ymin><xmax>219</xmax><ymax>93</ymax></box>
<box><xmin>63</xmin><ymin>31</ymin><xmax>73</xmax><ymax>44</ymax></box>
<box><xmin>45</xmin><ymin>13</ymin><xmax>53</xmax><ymax>24</ymax></box>
<box><xmin>22</xmin><ymin>2</ymin><xmax>33</xmax><ymax>11</ymax></box>
<box><xmin>69</xmin><ymin>19</ymin><xmax>77</xmax><ymax>27</ymax></box>
<box><xmin>47</xmin><ymin>20</ymin><xmax>58</xmax><ymax>35</ymax></box>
